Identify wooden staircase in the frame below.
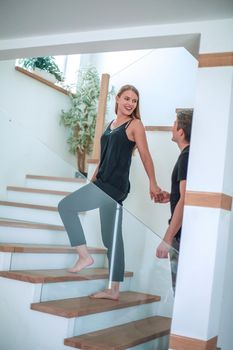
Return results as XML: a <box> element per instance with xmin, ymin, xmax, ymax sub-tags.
<box><xmin>0</xmin><ymin>174</ymin><xmax>172</xmax><ymax>350</ymax></box>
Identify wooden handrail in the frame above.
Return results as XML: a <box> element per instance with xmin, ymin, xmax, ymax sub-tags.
<box><xmin>145</xmin><ymin>126</ymin><xmax>172</xmax><ymax>131</ymax></box>
<box><xmin>15</xmin><ymin>66</ymin><xmax>69</xmax><ymax>95</ymax></box>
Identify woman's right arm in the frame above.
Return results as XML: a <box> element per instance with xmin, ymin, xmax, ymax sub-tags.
<box><xmin>130</xmin><ymin>120</ymin><xmax>162</xmax><ymax>201</ymax></box>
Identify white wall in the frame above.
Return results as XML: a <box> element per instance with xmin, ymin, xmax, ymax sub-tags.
<box><xmin>218</xmin><ymin>72</ymin><xmax>233</xmax><ymax>350</ymax></box>
<box><xmin>0</xmin><ymin>115</ymin><xmax>76</xmax><ymax>199</ymax></box>
<box><xmin>0</xmin><ymin>60</ymin><xmax>76</xmax><ymax>199</ymax></box>
<box><xmin>0</xmin><ymin>60</ymin><xmax>74</xmax><ymax>163</ymax></box>
<box><xmin>187</xmin><ymin>67</ymin><xmax>233</xmax><ymax>193</ymax></box>
<box><xmin>93</xmin><ymin>47</ymin><xmax>197</xmax><ymax>125</ymax></box>
<box><xmin>218</xmin><ymin>210</ymin><xmax>233</xmax><ymax>350</ymax></box>
<box><xmin>90</xmin><ymin>47</ymin><xmax>197</xmax><ymax>236</ymax></box>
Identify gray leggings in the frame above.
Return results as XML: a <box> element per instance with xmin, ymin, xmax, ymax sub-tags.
<box><xmin>58</xmin><ymin>181</ymin><xmax>127</xmax><ymax>282</ymax></box>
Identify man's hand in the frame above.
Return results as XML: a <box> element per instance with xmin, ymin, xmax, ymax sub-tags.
<box><xmin>156</xmin><ymin>241</ymin><xmax>171</xmax><ymax>258</ymax></box>
<box><xmin>158</xmin><ymin>191</ymin><xmax>170</xmax><ymax>203</ymax></box>
<box><xmin>152</xmin><ymin>190</ymin><xmax>170</xmax><ymax>203</ymax></box>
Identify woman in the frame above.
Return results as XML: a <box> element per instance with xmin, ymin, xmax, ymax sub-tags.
<box><xmin>58</xmin><ymin>84</ymin><xmax>161</xmax><ymax>300</ymax></box>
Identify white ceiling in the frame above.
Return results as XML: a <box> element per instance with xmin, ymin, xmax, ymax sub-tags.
<box><xmin>1</xmin><ymin>0</ymin><xmax>233</xmax><ymax>40</ymax></box>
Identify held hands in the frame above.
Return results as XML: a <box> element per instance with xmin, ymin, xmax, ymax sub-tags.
<box><xmin>158</xmin><ymin>191</ymin><xmax>170</xmax><ymax>203</ymax></box>
<box><xmin>150</xmin><ymin>185</ymin><xmax>170</xmax><ymax>203</ymax></box>
<box><xmin>150</xmin><ymin>184</ymin><xmax>162</xmax><ymax>202</ymax></box>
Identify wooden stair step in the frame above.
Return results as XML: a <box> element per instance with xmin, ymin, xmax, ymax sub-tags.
<box><xmin>0</xmin><ymin>200</ymin><xmax>58</xmax><ymax>212</ymax></box>
<box><xmin>0</xmin><ymin>268</ymin><xmax>133</xmax><ymax>283</ymax></box>
<box><xmin>0</xmin><ymin>219</ymin><xmax>64</xmax><ymax>231</ymax></box>
<box><xmin>7</xmin><ymin>186</ymin><xmax>71</xmax><ymax>196</ymax></box>
<box><xmin>0</xmin><ymin>243</ymin><xmax>106</xmax><ymax>254</ymax></box>
<box><xmin>64</xmin><ymin>315</ymin><xmax>171</xmax><ymax>349</ymax></box>
<box><xmin>31</xmin><ymin>291</ymin><xmax>161</xmax><ymax>318</ymax></box>
<box><xmin>0</xmin><ymin>201</ymin><xmax>85</xmax><ymax>215</ymax></box>
<box><xmin>26</xmin><ymin>174</ymin><xmax>86</xmax><ymax>183</ymax></box>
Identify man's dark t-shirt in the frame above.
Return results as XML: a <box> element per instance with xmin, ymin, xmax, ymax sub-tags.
<box><xmin>169</xmin><ymin>145</ymin><xmax>190</xmax><ymax>241</ymax></box>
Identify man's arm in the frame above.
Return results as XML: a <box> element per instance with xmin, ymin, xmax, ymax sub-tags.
<box><xmin>156</xmin><ymin>180</ymin><xmax>186</xmax><ymax>258</ymax></box>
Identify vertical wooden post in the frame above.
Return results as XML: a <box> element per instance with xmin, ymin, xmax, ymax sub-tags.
<box><xmin>92</xmin><ymin>73</ymin><xmax>110</xmax><ymax>161</ymax></box>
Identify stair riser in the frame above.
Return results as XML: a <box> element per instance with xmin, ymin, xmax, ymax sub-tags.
<box><xmin>41</xmin><ymin>278</ymin><xmax>131</xmax><ymax>302</ymax></box>
<box><xmin>0</xmin><ymin>278</ymin><xmax>163</xmax><ymax>350</ymax></box>
<box><xmin>0</xmin><ymin>226</ymin><xmax>69</xmax><ymax>245</ymax></box>
<box><xmin>73</xmin><ymin>302</ymin><xmax>159</xmax><ymax>336</ymax></box>
<box><xmin>7</xmin><ymin>190</ymin><xmax>66</xmax><ymax>206</ymax></box>
<box><xmin>0</xmin><ymin>205</ymin><xmax>78</xmax><ymax>225</ymax></box>
<box><xmin>0</xmin><ymin>278</ymin><xmax>72</xmax><ymax>350</ymax></box>
<box><xmin>127</xmin><ymin>336</ymin><xmax>169</xmax><ymax>350</ymax></box>
<box><xmin>1</xmin><ymin>252</ymin><xmax>105</xmax><ymax>271</ymax></box>
<box><xmin>26</xmin><ymin>178</ymin><xmax>86</xmax><ymax>192</ymax></box>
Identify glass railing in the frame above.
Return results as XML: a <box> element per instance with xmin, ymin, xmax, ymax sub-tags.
<box><xmin>0</xmin><ymin>110</ymin><xmax>178</xmax><ymax>350</ymax></box>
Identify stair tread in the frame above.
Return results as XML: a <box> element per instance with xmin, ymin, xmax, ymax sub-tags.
<box><xmin>26</xmin><ymin>174</ymin><xmax>86</xmax><ymax>183</ymax></box>
<box><xmin>0</xmin><ymin>200</ymin><xmax>58</xmax><ymax>211</ymax></box>
<box><xmin>0</xmin><ymin>219</ymin><xmax>65</xmax><ymax>230</ymax></box>
<box><xmin>7</xmin><ymin>186</ymin><xmax>71</xmax><ymax>196</ymax></box>
<box><xmin>31</xmin><ymin>291</ymin><xmax>161</xmax><ymax>318</ymax></box>
<box><xmin>0</xmin><ymin>243</ymin><xmax>106</xmax><ymax>254</ymax></box>
<box><xmin>0</xmin><ymin>200</ymin><xmax>85</xmax><ymax>214</ymax></box>
<box><xmin>0</xmin><ymin>268</ymin><xmax>133</xmax><ymax>283</ymax></box>
<box><xmin>64</xmin><ymin>315</ymin><xmax>171</xmax><ymax>349</ymax></box>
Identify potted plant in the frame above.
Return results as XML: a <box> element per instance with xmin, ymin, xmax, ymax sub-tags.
<box><xmin>60</xmin><ymin>66</ymin><xmax>114</xmax><ymax>176</ymax></box>
<box><xmin>19</xmin><ymin>56</ymin><xmax>64</xmax><ymax>82</ymax></box>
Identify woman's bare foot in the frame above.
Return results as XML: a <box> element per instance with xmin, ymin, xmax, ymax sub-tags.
<box><xmin>68</xmin><ymin>256</ymin><xmax>94</xmax><ymax>273</ymax></box>
<box><xmin>90</xmin><ymin>288</ymin><xmax>119</xmax><ymax>300</ymax></box>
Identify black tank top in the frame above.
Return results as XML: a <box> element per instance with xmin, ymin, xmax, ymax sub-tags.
<box><xmin>96</xmin><ymin>120</ymin><xmax>136</xmax><ymax>194</ymax></box>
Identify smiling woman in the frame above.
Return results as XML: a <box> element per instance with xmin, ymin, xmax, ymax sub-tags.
<box><xmin>58</xmin><ymin>83</ymin><xmax>163</xmax><ymax>301</ymax></box>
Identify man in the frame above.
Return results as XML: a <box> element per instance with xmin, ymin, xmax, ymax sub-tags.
<box><xmin>156</xmin><ymin>109</ymin><xmax>193</xmax><ymax>291</ymax></box>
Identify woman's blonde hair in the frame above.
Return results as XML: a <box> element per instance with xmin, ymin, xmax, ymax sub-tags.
<box><xmin>115</xmin><ymin>84</ymin><xmax>141</xmax><ymax>120</ymax></box>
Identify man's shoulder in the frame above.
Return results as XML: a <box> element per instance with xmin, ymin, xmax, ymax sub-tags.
<box><xmin>179</xmin><ymin>145</ymin><xmax>190</xmax><ymax>160</ymax></box>
<box><xmin>181</xmin><ymin>145</ymin><xmax>190</xmax><ymax>155</ymax></box>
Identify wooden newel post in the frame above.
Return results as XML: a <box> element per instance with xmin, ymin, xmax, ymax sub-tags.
<box><xmin>92</xmin><ymin>73</ymin><xmax>110</xmax><ymax>161</ymax></box>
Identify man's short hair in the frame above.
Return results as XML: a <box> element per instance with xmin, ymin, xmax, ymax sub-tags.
<box><xmin>176</xmin><ymin>109</ymin><xmax>193</xmax><ymax>142</ymax></box>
